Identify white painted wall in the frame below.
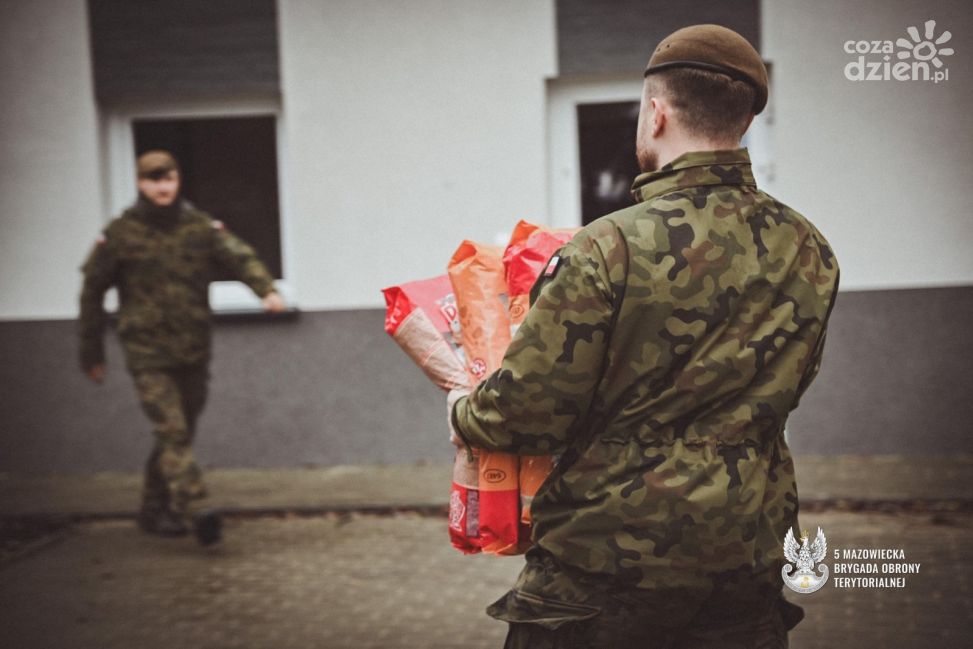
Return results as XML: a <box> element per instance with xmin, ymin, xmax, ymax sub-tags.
<box><xmin>762</xmin><ymin>0</ymin><xmax>973</xmax><ymax>290</ymax></box>
<box><xmin>278</xmin><ymin>0</ymin><xmax>557</xmax><ymax>310</ymax></box>
<box><xmin>0</xmin><ymin>0</ymin><xmax>103</xmax><ymax>319</ymax></box>
<box><xmin>3</xmin><ymin>0</ymin><xmax>968</xmax><ymax>320</ymax></box>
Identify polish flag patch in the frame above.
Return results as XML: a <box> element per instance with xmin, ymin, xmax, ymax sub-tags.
<box><xmin>543</xmin><ymin>255</ymin><xmax>561</xmax><ymax>278</ymax></box>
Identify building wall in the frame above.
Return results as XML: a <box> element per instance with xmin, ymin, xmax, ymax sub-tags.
<box><xmin>555</xmin><ymin>0</ymin><xmax>760</xmax><ymax>76</ymax></box>
<box><xmin>277</xmin><ymin>0</ymin><xmax>557</xmax><ymax>311</ymax></box>
<box><xmin>4</xmin><ymin>1</ymin><xmax>969</xmax><ymax>312</ymax></box>
<box><xmin>0</xmin><ymin>0</ymin><xmax>103</xmax><ymax>319</ymax></box>
<box><xmin>2</xmin><ymin>286</ymin><xmax>970</xmax><ymax>475</ymax></box>
<box><xmin>0</xmin><ymin>310</ymin><xmax>455</xmax><ymax>474</ymax></box>
<box><xmin>0</xmin><ymin>1</ymin><xmax>970</xmax><ymax>475</ymax></box>
<box><xmin>762</xmin><ymin>0</ymin><xmax>973</xmax><ymax>291</ymax></box>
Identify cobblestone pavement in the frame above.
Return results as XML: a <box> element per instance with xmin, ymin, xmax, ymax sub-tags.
<box><xmin>0</xmin><ymin>510</ymin><xmax>970</xmax><ymax>649</ymax></box>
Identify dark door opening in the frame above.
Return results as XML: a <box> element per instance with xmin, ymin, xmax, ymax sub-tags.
<box><xmin>577</xmin><ymin>101</ymin><xmax>641</xmax><ymax>225</ymax></box>
<box><xmin>133</xmin><ymin>115</ymin><xmax>283</xmax><ymax>278</ymax></box>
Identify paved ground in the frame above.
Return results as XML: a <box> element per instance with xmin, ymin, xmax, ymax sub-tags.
<box><xmin>1</xmin><ymin>457</ymin><xmax>971</xmax><ymax>648</ymax></box>
<box><xmin>2</xmin><ymin>455</ymin><xmax>970</xmax><ymax>517</ymax></box>
<box><xmin>0</xmin><ymin>511</ymin><xmax>970</xmax><ymax>649</ymax></box>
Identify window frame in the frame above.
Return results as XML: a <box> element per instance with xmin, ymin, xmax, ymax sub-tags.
<box><xmin>100</xmin><ymin>98</ymin><xmax>294</xmax><ymax>311</ymax></box>
<box><xmin>545</xmin><ymin>72</ymin><xmax>773</xmax><ymax>226</ymax></box>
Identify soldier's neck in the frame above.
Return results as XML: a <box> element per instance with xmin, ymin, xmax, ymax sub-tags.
<box><xmin>656</xmin><ymin>134</ymin><xmax>742</xmax><ymax>169</ymax></box>
<box><xmin>136</xmin><ymin>194</ymin><xmax>183</xmax><ymax>225</ymax></box>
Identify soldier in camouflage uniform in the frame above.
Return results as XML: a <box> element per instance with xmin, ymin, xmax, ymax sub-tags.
<box><xmin>79</xmin><ymin>150</ymin><xmax>285</xmax><ymax>544</ymax></box>
<box><xmin>450</xmin><ymin>25</ymin><xmax>839</xmax><ymax>647</ymax></box>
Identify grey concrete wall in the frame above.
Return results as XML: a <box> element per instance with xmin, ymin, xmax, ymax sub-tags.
<box><xmin>1</xmin><ymin>285</ymin><xmax>970</xmax><ymax>475</ymax></box>
<box><xmin>786</xmin><ymin>285</ymin><xmax>973</xmax><ymax>456</ymax></box>
<box><xmin>0</xmin><ymin>310</ymin><xmax>451</xmax><ymax>475</ymax></box>
<box><xmin>555</xmin><ymin>0</ymin><xmax>760</xmax><ymax>76</ymax></box>
<box><xmin>87</xmin><ymin>0</ymin><xmax>279</xmax><ymax>104</ymax></box>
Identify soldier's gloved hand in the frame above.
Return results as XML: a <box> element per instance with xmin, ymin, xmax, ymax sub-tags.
<box><xmin>447</xmin><ymin>387</ymin><xmax>472</xmax><ymax>447</ymax></box>
<box><xmin>261</xmin><ymin>291</ymin><xmax>286</xmax><ymax>313</ymax></box>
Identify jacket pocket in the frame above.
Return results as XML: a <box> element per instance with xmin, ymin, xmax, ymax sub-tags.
<box><xmin>487</xmin><ymin>589</ymin><xmax>600</xmax><ymax>630</ymax></box>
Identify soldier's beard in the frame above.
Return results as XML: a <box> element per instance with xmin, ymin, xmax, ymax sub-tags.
<box><xmin>138</xmin><ymin>192</ymin><xmax>182</xmax><ymax>222</ymax></box>
<box><xmin>636</xmin><ymin>143</ymin><xmax>659</xmax><ymax>173</ymax></box>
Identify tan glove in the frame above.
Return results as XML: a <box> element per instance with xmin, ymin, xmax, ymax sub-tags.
<box><xmin>447</xmin><ymin>387</ymin><xmax>472</xmax><ymax>447</ymax></box>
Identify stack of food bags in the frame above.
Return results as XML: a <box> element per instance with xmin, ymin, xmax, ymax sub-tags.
<box><xmin>447</xmin><ymin>241</ymin><xmax>521</xmax><ymax>554</ymax></box>
<box><xmin>382</xmin><ymin>275</ymin><xmax>481</xmax><ymax>553</ymax></box>
<box><xmin>502</xmin><ymin>221</ymin><xmax>577</xmax><ymax>534</ymax></box>
<box><xmin>382</xmin><ymin>220</ymin><xmax>577</xmax><ymax>555</ymax></box>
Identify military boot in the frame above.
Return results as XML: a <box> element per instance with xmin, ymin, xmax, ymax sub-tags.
<box><xmin>192</xmin><ymin>509</ymin><xmax>223</xmax><ymax>546</ymax></box>
<box><xmin>137</xmin><ymin>508</ymin><xmax>189</xmax><ymax>537</ymax></box>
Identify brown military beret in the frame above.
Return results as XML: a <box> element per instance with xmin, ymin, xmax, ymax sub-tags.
<box><xmin>136</xmin><ymin>150</ymin><xmax>179</xmax><ymax>178</ymax></box>
<box><xmin>644</xmin><ymin>24</ymin><xmax>768</xmax><ymax>114</ymax></box>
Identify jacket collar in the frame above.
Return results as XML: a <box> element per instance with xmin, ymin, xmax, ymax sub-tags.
<box><xmin>132</xmin><ymin>196</ymin><xmax>189</xmax><ymax>228</ymax></box>
<box><xmin>630</xmin><ymin>148</ymin><xmax>755</xmax><ymax>204</ymax></box>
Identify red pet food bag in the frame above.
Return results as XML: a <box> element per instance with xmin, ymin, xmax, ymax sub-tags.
<box><xmin>382</xmin><ymin>276</ymin><xmax>481</xmax><ymax>554</ymax></box>
<box><xmin>503</xmin><ymin>221</ymin><xmax>577</xmax><ymax>533</ymax></box>
<box><xmin>447</xmin><ymin>241</ymin><xmax>521</xmax><ymax>555</ymax></box>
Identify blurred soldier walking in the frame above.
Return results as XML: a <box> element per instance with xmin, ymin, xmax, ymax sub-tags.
<box><xmin>450</xmin><ymin>25</ymin><xmax>839</xmax><ymax>647</ymax></box>
<box><xmin>79</xmin><ymin>150</ymin><xmax>285</xmax><ymax>545</ymax></box>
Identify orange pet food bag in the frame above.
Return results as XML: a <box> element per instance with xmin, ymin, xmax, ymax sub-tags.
<box><xmin>447</xmin><ymin>241</ymin><xmax>520</xmax><ymax>555</ymax></box>
<box><xmin>502</xmin><ymin>221</ymin><xmax>578</xmax><ymax>533</ymax></box>
<box><xmin>382</xmin><ymin>276</ymin><xmax>480</xmax><ymax>554</ymax></box>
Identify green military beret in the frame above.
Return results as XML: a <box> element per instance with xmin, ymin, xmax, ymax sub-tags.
<box><xmin>644</xmin><ymin>24</ymin><xmax>769</xmax><ymax>114</ymax></box>
<box><xmin>136</xmin><ymin>150</ymin><xmax>179</xmax><ymax>179</ymax></box>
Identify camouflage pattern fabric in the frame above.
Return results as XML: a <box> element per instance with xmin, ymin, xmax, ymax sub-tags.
<box><xmin>133</xmin><ymin>365</ymin><xmax>209</xmax><ymax>515</ymax></box>
<box><xmin>494</xmin><ymin>547</ymin><xmax>798</xmax><ymax>647</ymax></box>
<box><xmin>501</xmin><ymin>604</ymin><xmax>788</xmax><ymax>649</ymax></box>
<box><xmin>79</xmin><ymin>197</ymin><xmax>276</xmax><ymax>372</ymax></box>
<box><xmin>453</xmin><ymin>149</ymin><xmax>839</xmax><ymax>629</ymax></box>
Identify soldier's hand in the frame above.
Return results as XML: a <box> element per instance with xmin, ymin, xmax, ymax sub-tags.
<box><xmin>261</xmin><ymin>291</ymin><xmax>286</xmax><ymax>313</ymax></box>
<box><xmin>86</xmin><ymin>364</ymin><xmax>106</xmax><ymax>384</ymax></box>
<box><xmin>447</xmin><ymin>387</ymin><xmax>472</xmax><ymax>447</ymax></box>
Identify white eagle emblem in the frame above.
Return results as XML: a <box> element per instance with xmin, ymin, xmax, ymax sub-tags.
<box><xmin>782</xmin><ymin>526</ymin><xmax>829</xmax><ymax>594</ymax></box>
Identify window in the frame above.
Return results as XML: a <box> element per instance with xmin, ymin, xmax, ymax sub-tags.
<box><xmin>546</xmin><ymin>75</ymin><xmax>644</xmax><ymax>228</ymax></box>
<box><xmin>101</xmin><ymin>100</ymin><xmax>291</xmax><ymax>311</ymax></box>
<box><xmin>546</xmin><ymin>74</ymin><xmax>771</xmax><ymax>227</ymax></box>
<box><xmin>132</xmin><ymin>116</ymin><xmax>283</xmax><ymax>278</ymax></box>
<box><xmin>577</xmin><ymin>101</ymin><xmax>640</xmax><ymax>225</ymax></box>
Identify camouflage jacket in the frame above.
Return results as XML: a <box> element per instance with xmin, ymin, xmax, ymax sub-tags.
<box><xmin>453</xmin><ymin>149</ymin><xmax>839</xmax><ymax>625</ymax></box>
<box><xmin>79</xmin><ymin>197</ymin><xmax>276</xmax><ymax>371</ymax></box>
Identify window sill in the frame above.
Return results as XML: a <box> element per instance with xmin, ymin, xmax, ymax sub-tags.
<box><xmin>212</xmin><ymin>307</ymin><xmax>300</xmax><ymax>323</ymax></box>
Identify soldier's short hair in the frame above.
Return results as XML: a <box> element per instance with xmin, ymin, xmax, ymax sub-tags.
<box><xmin>647</xmin><ymin>68</ymin><xmax>756</xmax><ymax>141</ymax></box>
<box><xmin>137</xmin><ymin>150</ymin><xmax>179</xmax><ymax>180</ymax></box>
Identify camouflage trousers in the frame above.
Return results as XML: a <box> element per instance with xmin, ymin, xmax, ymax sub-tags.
<box><xmin>131</xmin><ymin>364</ymin><xmax>209</xmax><ymax>516</ymax></box>
<box><xmin>493</xmin><ymin>548</ymin><xmax>802</xmax><ymax>649</ymax></box>
<box><xmin>501</xmin><ymin>600</ymin><xmax>791</xmax><ymax>649</ymax></box>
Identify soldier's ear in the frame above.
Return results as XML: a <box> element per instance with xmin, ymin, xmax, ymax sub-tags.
<box><xmin>649</xmin><ymin>97</ymin><xmax>668</xmax><ymax>137</ymax></box>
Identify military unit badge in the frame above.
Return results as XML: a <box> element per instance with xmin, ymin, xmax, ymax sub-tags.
<box><xmin>782</xmin><ymin>526</ymin><xmax>829</xmax><ymax>594</ymax></box>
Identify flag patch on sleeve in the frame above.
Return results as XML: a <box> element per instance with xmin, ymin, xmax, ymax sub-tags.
<box><xmin>543</xmin><ymin>255</ymin><xmax>561</xmax><ymax>278</ymax></box>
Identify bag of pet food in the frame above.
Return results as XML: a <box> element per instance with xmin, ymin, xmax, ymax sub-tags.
<box><xmin>502</xmin><ymin>221</ymin><xmax>578</xmax><ymax>533</ymax></box>
<box><xmin>447</xmin><ymin>241</ymin><xmax>521</xmax><ymax>555</ymax></box>
<box><xmin>382</xmin><ymin>276</ymin><xmax>481</xmax><ymax>554</ymax></box>
<box><xmin>382</xmin><ymin>275</ymin><xmax>468</xmax><ymax>391</ymax></box>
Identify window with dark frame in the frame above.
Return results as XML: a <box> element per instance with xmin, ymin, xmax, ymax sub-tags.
<box><xmin>132</xmin><ymin>116</ymin><xmax>283</xmax><ymax>279</ymax></box>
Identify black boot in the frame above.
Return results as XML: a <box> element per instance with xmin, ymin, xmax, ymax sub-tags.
<box><xmin>138</xmin><ymin>509</ymin><xmax>189</xmax><ymax>537</ymax></box>
<box><xmin>192</xmin><ymin>509</ymin><xmax>223</xmax><ymax>546</ymax></box>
